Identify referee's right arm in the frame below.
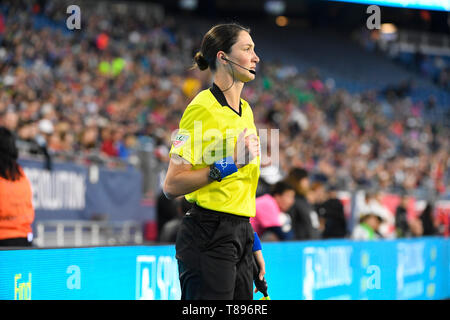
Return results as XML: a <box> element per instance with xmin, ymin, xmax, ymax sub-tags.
<box><xmin>163</xmin><ymin>154</ymin><xmax>211</xmax><ymax>200</ymax></box>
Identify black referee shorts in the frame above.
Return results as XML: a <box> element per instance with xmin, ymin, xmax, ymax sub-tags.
<box><xmin>175</xmin><ymin>203</ymin><xmax>254</xmax><ymax>300</ymax></box>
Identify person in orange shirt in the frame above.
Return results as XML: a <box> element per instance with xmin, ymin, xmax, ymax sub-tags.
<box><xmin>0</xmin><ymin>127</ymin><xmax>35</xmax><ymax>247</ymax></box>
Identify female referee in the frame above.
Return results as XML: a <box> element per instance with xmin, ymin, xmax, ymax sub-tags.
<box><xmin>163</xmin><ymin>23</ymin><xmax>266</xmax><ymax>300</ymax></box>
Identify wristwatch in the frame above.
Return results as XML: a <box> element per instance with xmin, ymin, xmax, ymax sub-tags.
<box><xmin>209</xmin><ymin>165</ymin><xmax>222</xmax><ymax>182</ymax></box>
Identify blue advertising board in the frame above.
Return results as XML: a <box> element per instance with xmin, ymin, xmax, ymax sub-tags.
<box><xmin>0</xmin><ymin>245</ymin><xmax>180</xmax><ymax>300</ymax></box>
<box><xmin>262</xmin><ymin>237</ymin><xmax>449</xmax><ymax>300</ymax></box>
<box><xmin>0</xmin><ymin>237</ymin><xmax>448</xmax><ymax>300</ymax></box>
<box><xmin>18</xmin><ymin>159</ymin><xmax>143</xmax><ymax>222</ymax></box>
<box><xmin>329</xmin><ymin>0</ymin><xmax>450</xmax><ymax>12</ymax></box>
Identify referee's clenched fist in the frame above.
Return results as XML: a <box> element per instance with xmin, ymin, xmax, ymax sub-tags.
<box><xmin>234</xmin><ymin>128</ymin><xmax>260</xmax><ymax>168</ymax></box>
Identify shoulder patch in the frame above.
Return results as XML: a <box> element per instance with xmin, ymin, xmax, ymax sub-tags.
<box><xmin>172</xmin><ymin>133</ymin><xmax>189</xmax><ymax>148</ymax></box>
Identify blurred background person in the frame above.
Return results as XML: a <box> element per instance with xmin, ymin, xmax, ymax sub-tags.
<box><xmin>250</xmin><ymin>180</ymin><xmax>295</xmax><ymax>241</ymax></box>
<box><xmin>351</xmin><ymin>205</ymin><xmax>385</xmax><ymax>241</ymax></box>
<box><xmin>419</xmin><ymin>202</ymin><xmax>438</xmax><ymax>236</ymax></box>
<box><xmin>0</xmin><ymin>127</ymin><xmax>35</xmax><ymax>247</ymax></box>
<box><xmin>408</xmin><ymin>216</ymin><xmax>424</xmax><ymax>238</ymax></box>
<box><xmin>156</xmin><ymin>188</ymin><xmax>180</xmax><ymax>242</ymax></box>
<box><xmin>0</xmin><ymin>110</ymin><xmax>19</xmax><ymax>133</ymax></box>
<box><xmin>395</xmin><ymin>194</ymin><xmax>410</xmax><ymax>238</ymax></box>
<box><xmin>159</xmin><ymin>196</ymin><xmax>192</xmax><ymax>243</ymax></box>
<box><xmin>394</xmin><ymin>193</ymin><xmax>424</xmax><ymax>238</ymax></box>
<box><xmin>355</xmin><ymin>189</ymin><xmax>394</xmax><ymax>239</ymax></box>
<box><xmin>307</xmin><ymin>179</ymin><xmax>327</xmax><ymax>236</ymax></box>
<box><xmin>318</xmin><ymin>185</ymin><xmax>347</xmax><ymax>239</ymax></box>
<box><xmin>285</xmin><ymin>167</ymin><xmax>320</xmax><ymax>240</ymax></box>
<box><xmin>35</xmin><ymin>119</ymin><xmax>53</xmax><ymax>171</ymax></box>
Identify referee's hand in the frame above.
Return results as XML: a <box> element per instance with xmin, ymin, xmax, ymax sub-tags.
<box><xmin>253</xmin><ymin>252</ymin><xmax>268</xmax><ymax>296</ymax></box>
<box><xmin>234</xmin><ymin>128</ymin><xmax>260</xmax><ymax>168</ymax></box>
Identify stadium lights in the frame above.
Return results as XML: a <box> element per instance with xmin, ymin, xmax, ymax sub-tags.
<box><xmin>380</xmin><ymin>23</ymin><xmax>397</xmax><ymax>34</ymax></box>
<box><xmin>276</xmin><ymin>16</ymin><xmax>289</xmax><ymax>27</ymax></box>
<box><xmin>265</xmin><ymin>0</ymin><xmax>286</xmax><ymax>16</ymax></box>
<box><xmin>179</xmin><ymin>0</ymin><xmax>198</xmax><ymax>10</ymax></box>
<box><xmin>380</xmin><ymin>23</ymin><xmax>398</xmax><ymax>41</ymax></box>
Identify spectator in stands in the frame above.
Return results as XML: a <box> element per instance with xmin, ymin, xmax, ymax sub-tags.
<box><xmin>355</xmin><ymin>190</ymin><xmax>394</xmax><ymax>238</ymax></box>
<box><xmin>395</xmin><ymin>194</ymin><xmax>410</xmax><ymax>238</ymax></box>
<box><xmin>408</xmin><ymin>216</ymin><xmax>424</xmax><ymax>238</ymax></box>
<box><xmin>285</xmin><ymin>167</ymin><xmax>320</xmax><ymax>240</ymax></box>
<box><xmin>250</xmin><ymin>181</ymin><xmax>295</xmax><ymax>241</ymax></box>
<box><xmin>0</xmin><ymin>127</ymin><xmax>35</xmax><ymax>246</ymax></box>
<box><xmin>351</xmin><ymin>205</ymin><xmax>385</xmax><ymax>240</ymax></box>
<box><xmin>100</xmin><ymin>126</ymin><xmax>118</xmax><ymax>157</ymax></box>
<box><xmin>255</xmin><ymin>162</ymin><xmax>283</xmax><ymax>197</ymax></box>
<box><xmin>420</xmin><ymin>202</ymin><xmax>438</xmax><ymax>236</ymax></box>
<box><xmin>117</xmin><ymin>133</ymin><xmax>136</xmax><ymax>161</ymax></box>
<box><xmin>156</xmin><ymin>189</ymin><xmax>180</xmax><ymax>242</ymax></box>
<box><xmin>318</xmin><ymin>185</ymin><xmax>347</xmax><ymax>239</ymax></box>
<box><xmin>159</xmin><ymin>196</ymin><xmax>192</xmax><ymax>243</ymax></box>
<box><xmin>1</xmin><ymin>110</ymin><xmax>19</xmax><ymax>132</ymax></box>
<box><xmin>307</xmin><ymin>180</ymin><xmax>326</xmax><ymax>235</ymax></box>
<box><xmin>308</xmin><ymin>180</ymin><xmax>327</xmax><ymax>212</ymax></box>
<box><xmin>393</xmin><ymin>194</ymin><xmax>423</xmax><ymax>238</ymax></box>
<box><xmin>35</xmin><ymin>119</ymin><xmax>53</xmax><ymax>171</ymax></box>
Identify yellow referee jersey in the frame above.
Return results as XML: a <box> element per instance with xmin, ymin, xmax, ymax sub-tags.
<box><xmin>169</xmin><ymin>83</ymin><xmax>260</xmax><ymax>217</ymax></box>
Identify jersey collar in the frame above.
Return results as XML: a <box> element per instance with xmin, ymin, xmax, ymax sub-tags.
<box><xmin>210</xmin><ymin>82</ymin><xmax>242</xmax><ymax>117</ymax></box>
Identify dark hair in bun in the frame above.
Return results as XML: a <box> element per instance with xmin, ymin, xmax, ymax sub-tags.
<box><xmin>192</xmin><ymin>23</ymin><xmax>250</xmax><ymax>72</ymax></box>
<box><xmin>194</xmin><ymin>51</ymin><xmax>209</xmax><ymax>71</ymax></box>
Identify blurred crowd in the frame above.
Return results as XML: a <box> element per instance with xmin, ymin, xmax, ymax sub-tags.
<box><xmin>157</xmin><ymin>166</ymin><xmax>448</xmax><ymax>244</ymax></box>
<box><xmin>356</xmin><ymin>26</ymin><xmax>450</xmax><ymax>91</ymax></box>
<box><xmin>0</xmin><ymin>1</ymin><xmax>448</xmax><ymax>242</ymax></box>
<box><xmin>0</xmin><ymin>0</ymin><xmax>205</xmax><ymax>168</ymax></box>
<box><xmin>413</xmin><ymin>51</ymin><xmax>450</xmax><ymax>91</ymax></box>
<box><xmin>248</xmin><ymin>68</ymin><xmax>448</xmax><ymax>197</ymax></box>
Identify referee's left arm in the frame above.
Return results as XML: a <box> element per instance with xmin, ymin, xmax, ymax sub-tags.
<box><xmin>253</xmin><ymin>232</ymin><xmax>266</xmax><ymax>281</ymax></box>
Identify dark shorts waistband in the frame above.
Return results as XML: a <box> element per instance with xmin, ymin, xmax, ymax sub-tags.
<box><xmin>190</xmin><ymin>203</ymin><xmax>250</xmax><ymax>221</ymax></box>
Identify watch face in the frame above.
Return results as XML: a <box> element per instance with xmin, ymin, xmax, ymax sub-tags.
<box><xmin>210</xmin><ymin>166</ymin><xmax>221</xmax><ymax>181</ymax></box>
